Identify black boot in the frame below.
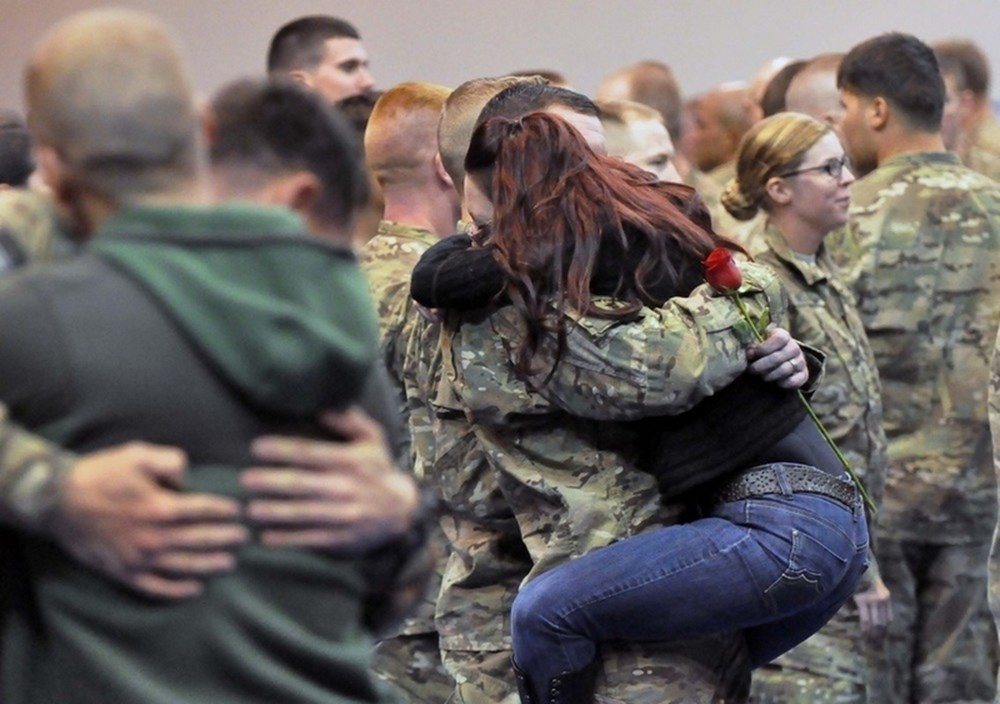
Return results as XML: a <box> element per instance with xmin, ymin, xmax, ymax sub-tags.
<box><xmin>512</xmin><ymin>656</ymin><xmax>598</xmax><ymax>704</ymax></box>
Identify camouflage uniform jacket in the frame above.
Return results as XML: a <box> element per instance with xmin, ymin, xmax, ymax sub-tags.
<box><xmin>0</xmin><ymin>190</ymin><xmax>78</xmax><ymax>534</ymax></box>
<box><xmin>360</xmin><ymin>221</ymin><xmax>441</xmax><ymax>472</ymax></box>
<box><xmin>434</xmin><ymin>262</ymin><xmax>786</xmax><ymax>651</ymax></box>
<box><xmin>0</xmin><ymin>403</ymin><xmax>75</xmax><ymax>532</ymax></box>
<box><xmin>360</xmin><ymin>221</ymin><xmax>443</xmax><ymax>637</ymax></box>
<box><xmin>751</xmin><ymin>219</ymin><xmax>888</xmax><ymax>683</ymax></box>
<box><xmin>0</xmin><ymin>189</ymin><xmax>76</xmax><ymax>269</ymax></box>
<box><xmin>751</xmin><ymin>219</ymin><xmax>888</xmax><ymax>521</ymax></box>
<box><xmin>836</xmin><ymin>151</ymin><xmax>1000</xmax><ymax>544</ymax></box>
<box><xmin>959</xmin><ymin>113</ymin><xmax>1000</xmax><ymax>183</ymax></box>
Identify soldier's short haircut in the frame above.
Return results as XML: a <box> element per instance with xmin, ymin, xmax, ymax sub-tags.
<box><xmin>475</xmin><ymin>83</ymin><xmax>599</xmax><ymax>130</ymax></box>
<box><xmin>267</xmin><ymin>15</ymin><xmax>360</xmax><ymax>74</ymax></box>
<box><xmin>760</xmin><ymin>60</ymin><xmax>808</xmax><ymax>117</ymax></box>
<box><xmin>933</xmin><ymin>39</ymin><xmax>990</xmax><ymax>98</ymax></box>
<box><xmin>596</xmin><ymin>99</ymin><xmax>663</xmax><ymax>157</ymax></box>
<box><xmin>509</xmin><ymin>69</ymin><xmax>569</xmax><ymax>86</ymax></box>
<box><xmin>365</xmin><ymin>82</ymin><xmax>451</xmax><ymax>187</ymax></box>
<box><xmin>437</xmin><ymin>75</ymin><xmax>545</xmax><ymax>189</ymax></box>
<box><xmin>210</xmin><ymin>78</ymin><xmax>369</xmax><ymax>229</ymax></box>
<box><xmin>26</xmin><ymin>8</ymin><xmax>200</xmax><ymax>204</ymax></box>
<box><xmin>600</xmin><ymin>61</ymin><xmax>683</xmax><ymax>140</ymax></box>
<box><xmin>838</xmin><ymin>32</ymin><xmax>944</xmax><ymax>133</ymax></box>
<box><xmin>597</xmin><ymin>99</ymin><xmax>661</xmax><ymax>127</ymax></box>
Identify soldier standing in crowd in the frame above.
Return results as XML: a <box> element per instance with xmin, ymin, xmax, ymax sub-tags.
<box><xmin>834</xmin><ymin>32</ymin><xmax>1000</xmax><ymax>704</ymax></box>
<box><xmin>359</xmin><ymin>81</ymin><xmax>460</xmax><ymax>702</ymax></box>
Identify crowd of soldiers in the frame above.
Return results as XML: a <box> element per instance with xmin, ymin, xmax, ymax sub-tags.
<box><xmin>0</xmin><ymin>8</ymin><xmax>999</xmax><ymax>704</ymax></box>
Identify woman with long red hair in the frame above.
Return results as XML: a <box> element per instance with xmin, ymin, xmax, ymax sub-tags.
<box><xmin>415</xmin><ymin>112</ymin><xmax>869</xmax><ymax>704</ymax></box>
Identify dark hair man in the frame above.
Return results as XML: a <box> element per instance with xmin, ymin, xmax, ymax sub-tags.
<box><xmin>267</xmin><ymin>15</ymin><xmax>374</xmax><ymax>103</ymax></box>
<box><xmin>834</xmin><ymin>32</ymin><xmax>1000</xmax><ymax>704</ymax></box>
<box><xmin>208</xmin><ymin>77</ymin><xmax>370</xmax><ymax>244</ymax></box>
<box><xmin>476</xmin><ymin>82</ymin><xmax>606</xmax><ymax>153</ymax></box>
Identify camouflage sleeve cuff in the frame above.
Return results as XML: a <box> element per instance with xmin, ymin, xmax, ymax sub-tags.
<box><xmin>0</xmin><ymin>416</ymin><xmax>77</xmax><ymax>535</ymax></box>
<box><xmin>799</xmin><ymin>343</ymin><xmax>828</xmax><ymax>397</ymax></box>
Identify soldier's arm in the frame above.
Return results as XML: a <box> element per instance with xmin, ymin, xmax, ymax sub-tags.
<box><xmin>0</xmin><ymin>275</ymin><xmax>248</xmax><ymax>599</ymax></box>
<box><xmin>0</xmin><ymin>405</ymin><xmax>247</xmax><ymax>599</ymax></box>
<box><xmin>508</xmin><ymin>262</ymin><xmax>812</xmax><ymax>419</ymax></box>
<box><xmin>0</xmin><ymin>403</ymin><xmax>76</xmax><ymax>532</ymax></box>
<box><xmin>416</xmin><ymin>239</ymin><xmax>812</xmax><ymax>419</ymax></box>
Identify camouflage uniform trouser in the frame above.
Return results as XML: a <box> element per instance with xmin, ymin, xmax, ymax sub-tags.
<box><xmin>749</xmin><ymin>666</ymin><xmax>865</xmax><ymax>704</ymax></box>
<box><xmin>442</xmin><ymin>635</ymin><xmax>751</xmax><ymax>704</ymax></box>
<box><xmin>748</xmin><ymin>594</ymin><xmax>881</xmax><ymax>704</ymax></box>
<box><xmin>875</xmin><ymin>538</ymin><xmax>997</xmax><ymax>704</ymax></box>
<box><xmin>372</xmin><ymin>632</ymin><xmax>455</xmax><ymax>704</ymax></box>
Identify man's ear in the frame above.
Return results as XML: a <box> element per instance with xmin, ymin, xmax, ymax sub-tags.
<box><xmin>432</xmin><ymin>152</ymin><xmax>454</xmax><ymax>190</ymax></box>
<box><xmin>869</xmin><ymin>96</ymin><xmax>890</xmax><ymax>132</ymax></box>
<box><xmin>259</xmin><ymin>171</ymin><xmax>320</xmax><ymax>219</ymax></box>
<box><xmin>283</xmin><ymin>171</ymin><xmax>321</xmax><ymax>216</ymax></box>
<box><xmin>288</xmin><ymin>69</ymin><xmax>315</xmax><ymax>90</ymax></box>
<box><xmin>765</xmin><ymin>175</ymin><xmax>792</xmax><ymax>206</ymax></box>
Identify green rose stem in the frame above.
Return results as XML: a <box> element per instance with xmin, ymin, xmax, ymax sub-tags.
<box><xmin>730</xmin><ymin>292</ymin><xmax>877</xmax><ymax>515</ymax></box>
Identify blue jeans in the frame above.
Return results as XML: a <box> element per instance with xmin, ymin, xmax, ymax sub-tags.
<box><xmin>510</xmin><ymin>464</ymin><xmax>870</xmax><ymax>695</ymax></box>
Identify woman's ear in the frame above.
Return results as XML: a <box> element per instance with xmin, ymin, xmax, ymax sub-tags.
<box><xmin>765</xmin><ymin>175</ymin><xmax>792</xmax><ymax>207</ymax></box>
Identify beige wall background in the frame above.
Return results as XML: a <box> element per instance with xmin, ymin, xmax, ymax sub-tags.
<box><xmin>0</xmin><ymin>0</ymin><xmax>998</xmax><ymax>114</ymax></box>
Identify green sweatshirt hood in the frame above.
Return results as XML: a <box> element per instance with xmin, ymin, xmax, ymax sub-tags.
<box><xmin>90</xmin><ymin>203</ymin><xmax>377</xmax><ymax>418</ymax></box>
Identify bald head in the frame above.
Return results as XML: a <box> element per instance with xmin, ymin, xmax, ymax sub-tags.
<box><xmin>596</xmin><ymin>60</ymin><xmax>682</xmax><ymax>139</ymax></box>
<box><xmin>688</xmin><ymin>84</ymin><xmax>755</xmax><ymax>172</ymax></box>
<box><xmin>437</xmin><ymin>74</ymin><xmax>544</xmax><ymax>190</ymax></box>
<box><xmin>365</xmin><ymin>82</ymin><xmax>450</xmax><ymax>190</ymax></box>
<box><xmin>26</xmin><ymin>8</ymin><xmax>199</xmax><ymax>203</ymax></box>
<box><xmin>785</xmin><ymin>53</ymin><xmax>844</xmax><ymax>126</ymax></box>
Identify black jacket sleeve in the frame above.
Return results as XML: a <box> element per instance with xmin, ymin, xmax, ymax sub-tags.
<box><xmin>409</xmin><ymin>234</ymin><xmax>506</xmax><ymax>309</ymax></box>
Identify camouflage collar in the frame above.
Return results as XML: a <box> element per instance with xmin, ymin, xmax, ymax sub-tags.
<box><xmin>375</xmin><ymin>220</ymin><xmax>440</xmax><ymax>246</ymax></box>
<box><xmin>877</xmin><ymin>150</ymin><xmax>961</xmax><ymax>172</ymax></box>
<box><xmin>760</xmin><ymin>218</ymin><xmax>831</xmax><ymax>286</ymax></box>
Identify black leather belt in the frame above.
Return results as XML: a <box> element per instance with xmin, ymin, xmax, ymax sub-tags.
<box><xmin>714</xmin><ymin>463</ymin><xmax>859</xmax><ymax>509</ymax></box>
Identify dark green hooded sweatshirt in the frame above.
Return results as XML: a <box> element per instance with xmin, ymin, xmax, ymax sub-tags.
<box><xmin>0</xmin><ymin>204</ymin><xmax>398</xmax><ymax>704</ymax></box>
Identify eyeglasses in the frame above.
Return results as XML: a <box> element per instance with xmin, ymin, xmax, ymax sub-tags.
<box><xmin>779</xmin><ymin>155</ymin><xmax>851</xmax><ymax>180</ymax></box>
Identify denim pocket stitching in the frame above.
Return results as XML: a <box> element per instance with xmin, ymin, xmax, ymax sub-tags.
<box><xmin>762</xmin><ymin>529</ymin><xmax>826</xmax><ymax>614</ymax></box>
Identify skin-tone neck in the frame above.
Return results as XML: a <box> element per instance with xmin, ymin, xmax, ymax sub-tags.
<box><xmin>37</xmin><ymin>143</ymin><xmax>210</xmax><ymax>238</ymax></box>
<box><xmin>381</xmin><ymin>184</ymin><xmax>458</xmax><ymax>239</ymax></box>
<box><xmin>208</xmin><ymin>166</ymin><xmax>355</xmax><ymax>246</ymax></box>
<box><xmin>876</xmin><ymin>124</ymin><xmax>946</xmax><ymax>164</ymax></box>
<box><xmin>871</xmin><ymin>94</ymin><xmax>946</xmax><ymax>162</ymax></box>
<box><xmin>71</xmin><ymin>178</ymin><xmax>210</xmax><ymax>239</ymax></box>
<box><xmin>769</xmin><ymin>206</ymin><xmax>825</xmax><ymax>256</ymax></box>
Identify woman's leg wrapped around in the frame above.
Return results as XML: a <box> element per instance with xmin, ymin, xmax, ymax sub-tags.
<box><xmin>510</xmin><ymin>469</ymin><xmax>869</xmax><ymax>702</ymax></box>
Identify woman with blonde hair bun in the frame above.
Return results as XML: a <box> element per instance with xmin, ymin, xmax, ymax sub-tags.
<box><xmin>724</xmin><ymin>112</ymin><xmax>893</xmax><ymax>703</ymax></box>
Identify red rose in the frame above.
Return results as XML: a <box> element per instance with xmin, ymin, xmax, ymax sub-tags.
<box><xmin>703</xmin><ymin>247</ymin><xmax>742</xmax><ymax>294</ymax></box>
